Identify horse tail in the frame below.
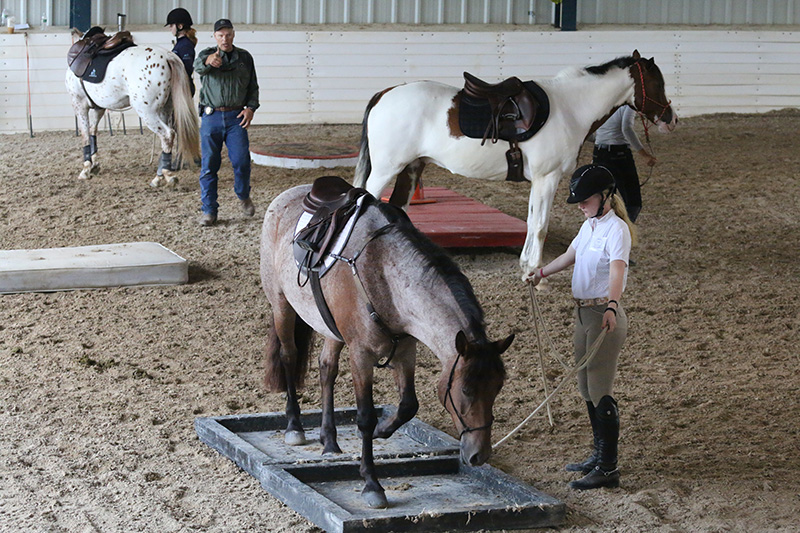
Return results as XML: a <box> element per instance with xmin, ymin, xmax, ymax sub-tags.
<box><xmin>354</xmin><ymin>89</ymin><xmax>390</xmax><ymax>188</ymax></box>
<box><xmin>166</xmin><ymin>53</ymin><xmax>200</xmax><ymax>164</ymax></box>
<box><xmin>263</xmin><ymin>314</ymin><xmax>313</xmax><ymax>392</ymax></box>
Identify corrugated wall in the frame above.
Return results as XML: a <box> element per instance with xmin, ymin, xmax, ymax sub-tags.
<box><xmin>3</xmin><ymin>28</ymin><xmax>800</xmax><ymax>133</ymax></box>
<box><xmin>2</xmin><ymin>0</ymin><xmax>800</xmax><ymax>28</ymax></box>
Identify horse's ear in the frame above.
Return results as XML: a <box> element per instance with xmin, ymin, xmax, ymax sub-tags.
<box><xmin>496</xmin><ymin>333</ymin><xmax>515</xmax><ymax>355</ymax></box>
<box><xmin>647</xmin><ymin>57</ymin><xmax>656</xmax><ymax>67</ymax></box>
<box><xmin>632</xmin><ymin>49</ymin><xmax>641</xmax><ymax>60</ymax></box>
<box><xmin>455</xmin><ymin>330</ymin><xmax>468</xmax><ymax>355</ymax></box>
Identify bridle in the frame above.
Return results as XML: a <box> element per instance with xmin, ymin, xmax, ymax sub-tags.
<box><xmin>443</xmin><ymin>348</ymin><xmax>494</xmax><ymax>438</ymax></box>
<box><xmin>633</xmin><ymin>59</ymin><xmax>672</xmax><ymax>171</ymax></box>
<box><xmin>633</xmin><ymin>60</ymin><xmax>672</xmax><ymax>133</ymax></box>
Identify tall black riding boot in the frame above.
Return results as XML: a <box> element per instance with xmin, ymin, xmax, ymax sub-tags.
<box><xmin>565</xmin><ymin>401</ymin><xmax>599</xmax><ymax>473</ymax></box>
<box><xmin>569</xmin><ymin>395</ymin><xmax>620</xmax><ymax>490</ymax></box>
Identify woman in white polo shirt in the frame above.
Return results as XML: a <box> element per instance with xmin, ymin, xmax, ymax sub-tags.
<box><xmin>531</xmin><ymin>164</ymin><xmax>637</xmax><ymax>490</ymax></box>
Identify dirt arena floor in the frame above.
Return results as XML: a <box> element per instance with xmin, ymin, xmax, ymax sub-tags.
<box><xmin>1</xmin><ymin>110</ymin><xmax>799</xmax><ymax>532</ymax></box>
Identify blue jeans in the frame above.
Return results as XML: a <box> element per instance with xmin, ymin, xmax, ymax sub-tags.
<box><xmin>199</xmin><ymin>109</ymin><xmax>251</xmax><ymax>215</ymax></box>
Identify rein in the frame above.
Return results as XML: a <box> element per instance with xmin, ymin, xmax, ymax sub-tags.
<box><xmin>329</xmin><ymin>223</ymin><xmax>409</xmax><ymax>368</ymax></box>
<box><xmin>443</xmin><ymin>348</ymin><xmax>494</xmax><ymax>438</ymax></box>
<box><xmin>633</xmin><ymin>60</ymin><xmax>668</xmax><ymax>187</ymax></box>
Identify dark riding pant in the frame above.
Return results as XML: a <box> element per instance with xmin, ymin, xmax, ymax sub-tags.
<box><xmin>593</xmin><ymin>145</ymin><xmax>641</xmax><ymax>222</ymax></box>
<box><xmin>199</xmin><ymin>109</ymin><xmax>251</xmax><ymax>215</ymax></box>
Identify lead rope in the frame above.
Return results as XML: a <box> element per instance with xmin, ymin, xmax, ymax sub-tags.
<box><xmin>492</xmin><ymin>288</ymin><xmax>608</xmax><ymax>450</ymax></box>
<box><xmin>638</xmin><ymin>112</ymin><xmax>656</xmax><ymax>187</ymax></box>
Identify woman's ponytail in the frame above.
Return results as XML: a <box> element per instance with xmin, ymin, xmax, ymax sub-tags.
<box><xmin>610</xmin><ymin>193</ymin><xmax>638</xmax><ymax>247</ymax></box>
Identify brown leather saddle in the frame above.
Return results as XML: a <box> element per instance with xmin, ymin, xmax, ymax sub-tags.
<box><xmin>293</xmin><ymin>176</ymin><xmax>371</xmax><ymax>340</ymax></box>
<box><xmin>459</xmin><ymin>72</ymin><xmax>550</xmax><ymax>181</ymax></box>
<box><xmin>67</xmin><ymin>30</ymin><xmax>136</xmax><ymax>80</ymax></box>
<box><xmin>294</xmin><ymin>176</ymin><xmax>370</xmax><ymax>275</ymax></box>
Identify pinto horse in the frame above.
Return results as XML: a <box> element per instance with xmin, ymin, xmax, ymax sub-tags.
<box><xmin>65</xmin><ymin>41</ymin><xmax>200</xmax><ymax>187</ymax></box>
<box><xmin>260</xmin><ymin>177</ymin><xmax>513</xmax><ymax>509</ymax></box>
<box><xmin>354</xmin><ymin>50</ymin><xmax>678</xmax><ymax>280</ymax></box>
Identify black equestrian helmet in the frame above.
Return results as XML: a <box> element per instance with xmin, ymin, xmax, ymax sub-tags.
<box><xmin>566</xmin><ymin>164</ymin><xmax>616</xmax><ymax>204</ymax></box>
<box><xmin>165</xmin><ymin>8</ymin><xmax>193</xmax><ymax>27</ymax></box>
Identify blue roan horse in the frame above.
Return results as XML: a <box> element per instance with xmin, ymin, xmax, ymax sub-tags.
<box><xmin>260</xmin><ymin>177</ymin><xmax>514</xmax><ymax>509</ymax></box>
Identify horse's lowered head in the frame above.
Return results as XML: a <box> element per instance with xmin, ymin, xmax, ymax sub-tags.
<box><xmin>438</xmin><ymin>330</ymin><xmax>513</xmax><ymax>466</ymax></box>
<box><xmin>629</xmin><ymin>49</ymin><xmax>678</xmax><ymax>133</ymax></box>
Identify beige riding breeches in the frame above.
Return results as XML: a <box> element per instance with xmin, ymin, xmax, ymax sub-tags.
<box><xmin>573</xmin><ymin>303</ymin><xmax>628</xmax><ymax>406</ymax></box>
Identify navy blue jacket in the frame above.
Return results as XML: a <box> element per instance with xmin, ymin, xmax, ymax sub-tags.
<box><xmin>172</xmin><ymin>36</ymin><xmax>196</xmax><ymax>96</ymax></box>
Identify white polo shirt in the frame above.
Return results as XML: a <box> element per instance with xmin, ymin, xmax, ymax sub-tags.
<box><xmin>569</xmin><ymin>210</ymin><xmax>631</xmax><ymax>300</ymax></box>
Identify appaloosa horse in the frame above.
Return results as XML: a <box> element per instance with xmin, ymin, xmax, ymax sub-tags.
<box><xmin>66</xmin><ymin>32</ymin><xmax>199</xmax><ymax>187</ymax></box>
<box><xmin>260</xmin><ymin>176</ymin><xmax>513</xmax><ymax>509</ymax></box>
<box><xmin>354</xmin><ymin>50</ymin><xmax>677</xmax><ymax>280</ymax></box>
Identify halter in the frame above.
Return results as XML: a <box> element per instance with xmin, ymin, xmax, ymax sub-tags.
<box><xmin>633</xmin><ymin>60</ymin><xmax>672</xmax><ymax>124</ymax></box>
<box><xmin>443</xmin><ymin>348</ymin><xmax>494</xmax><ymax>438</ymax></box>
<box><xmin>633</xmin><ymin>60</ymin><xmax>668</xmax><ymax>184</ymax></box>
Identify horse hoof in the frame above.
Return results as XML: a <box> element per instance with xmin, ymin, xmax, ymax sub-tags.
<box><xmin>322</xmin><ymin>443</ymin><xmax>343</xmax><ymax>455</ymax></box>
<box><xmin>362</xmin><ymin>490</ymin><xmax>388</xmax><ymax>509</ymax></box>
<box><xmin>284</xmin><ymin>430</ymin><xmax>306</xmax><ymax>446</ymax></box>
<box><xmin>78</xmin><ymin>171</ymin><xmax>91</xmax><ymax>180</ymax></box>
<box><xmin>150</xmin><ymin>175</ymin><xmax>164</xmax><ymax>188</ymax></box>
<box><xmin>166</xmin><ymin>177</ymin><xmax>178</xmax><ymax>189</ymax></box>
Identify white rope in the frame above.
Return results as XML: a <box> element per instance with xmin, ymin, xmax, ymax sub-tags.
<box><xmin>493</xmin><ymin>312</ymin><xmax>608</xmax><ymax>450</ymax></box>
<box><xmin>531</xmin><ymin>284</ymin><xmax>554</xmax><ymax>427</ymax></box>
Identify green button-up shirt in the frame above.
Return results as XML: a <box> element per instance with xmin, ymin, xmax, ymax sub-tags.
<box><xmin>194</xmin><ymin>46</ymin><xmax>259</xmax><ymax>111</ymax></box>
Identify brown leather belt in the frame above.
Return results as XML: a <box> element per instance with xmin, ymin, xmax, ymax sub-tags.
<box><xmin>215</xmin><ymin>106</ymin><xmax>243</xmax><ymax>112</ymax></box>
<box><xmin>574</xmin><ymin>297</ymin><xmax>609</xmax><ymax>308</ymax></box>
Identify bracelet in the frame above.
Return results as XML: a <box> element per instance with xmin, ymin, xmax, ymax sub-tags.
<box><xmin>539</xmin><ymin>268</ymin><xmax>548</xmax><ymax>278</ymax></box>
<box><xmin>604</xmin><ymin>307</ymin><xmax>617</xmax><ymax>315</ymax></box>
<box><xmin>608</xmin><ymin>299</ymin><xmax>618</xmax><ymax>307</ymax></box>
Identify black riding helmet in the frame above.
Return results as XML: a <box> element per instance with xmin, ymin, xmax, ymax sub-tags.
<box><xmin>567</xmin><ymin>164</ymin><xmax>617</xmax><ymax>217</ymax></box>
<box><xmin>165</xmin><ymin>8</ymin><xmax>193</xmax><ymax>28</ymax></box>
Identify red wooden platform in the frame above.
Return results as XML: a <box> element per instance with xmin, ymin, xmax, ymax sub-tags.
<box><xmin>387</xmin><ymin>187</ymin><xmax>527</xmax><ymax>248</ymax></box>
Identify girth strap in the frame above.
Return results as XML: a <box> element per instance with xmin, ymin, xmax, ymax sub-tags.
<box><xmin>309</xmin><ymin>268</ymin><xmax>343</xmax><ymax>341</ymax></box>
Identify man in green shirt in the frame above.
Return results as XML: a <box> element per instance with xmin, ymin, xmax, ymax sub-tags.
<box><xmin>194</xmin><ymin>18</ymin><xmax>260</xmax><ymax>227</ymax></box>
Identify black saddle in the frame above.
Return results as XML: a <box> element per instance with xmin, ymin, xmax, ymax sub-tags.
<box><xmin>68</xmin><ymin>29</ymin><xmax>136</xmax><ymax>83</ymax></box>
<box><xmin>458</xmin><ymin>72</ymin><xmax>550</xmax><ymax>181</ymax></box>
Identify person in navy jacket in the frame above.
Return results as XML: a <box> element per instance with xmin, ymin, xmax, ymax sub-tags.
<box><xmin>165</xmin><ymin>7</ymin><xmax>197</xmax><ymax>96</ymax></box>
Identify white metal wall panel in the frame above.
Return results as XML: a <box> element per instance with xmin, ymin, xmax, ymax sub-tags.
<box><xmin>3</xmin><ymin>28</ymin><xmax>800</xmax><ymax>133</ymax></box>
<box><xmin>5</xmin><ymin>0</ymin><xmax>800</xmax><ymax>27</ymax></box>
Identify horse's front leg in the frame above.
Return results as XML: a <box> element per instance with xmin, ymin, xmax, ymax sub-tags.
<box><xmin>352</xmin><ymin>361</ymin><xmax>386</xmax><ymax>508</ymax></box>
<box><xmin>374</xmin><ymin>339</ymin><xmax>419</xmax><ymax>439</ymax></box>
<box><xmin>319</xmin><ymin>338</ymin><xmax>345</xmax><ymax>454</ymax></box>
<box><xmin>520</xmin><ymin>169</ymin><xmax>562</xmax><ymax>282</ymax></box>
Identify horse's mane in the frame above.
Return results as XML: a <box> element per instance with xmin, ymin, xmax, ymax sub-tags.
<box><xmin>584</xmin><ymin>55</ymin><xmax>638</xmax><ymax>75</ymax></box>
<box><xmin>373</xmin><ymin>200</ymin><xmax>486</xmax><ymax>340</ymax></box>
<box><xmin>372</xmin><ymin>200</ymin><xmax>506</xmax><ymax>386</ymax></box>
<box><xmin>554</xmin><ymin>55</ymin><xmax>638</xmax><ymax>80</ymax></box>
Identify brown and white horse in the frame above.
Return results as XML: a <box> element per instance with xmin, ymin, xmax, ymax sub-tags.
<box><xmin>354</xmin><ymin>50</ymin><xmax>677</xmax><ymax>280</ymax></box>
<box><xmin>65</xmin><ymin>44</ymin><xmax>199</xmax><ymax>187</ymax></box>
